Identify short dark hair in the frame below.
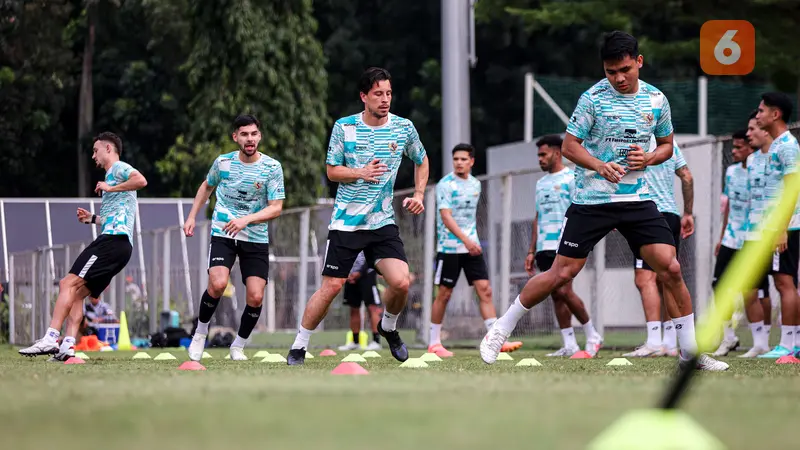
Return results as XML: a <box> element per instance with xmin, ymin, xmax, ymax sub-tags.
<box><xmin>600</xmin><ymin>31</ymin><xmax>639</xmax><ymax>61</ymax></box>
<box><xmin>748</xmin><ymin>109</ymin><xmax>758</xmax><ymax>121</ymax></box>
<box><xmin>452</xmin><ymin>143</ymin><xmax>475</xmax><ymax>158</ymax></box>
<box><xmin>94</xmin><ymin>132</ymin><xmax>123</xmax><ymax>155</ymax></box>
<box><xmin>536</xmin><ymin>134</ymin><xmax>563</xmax><ymax>149</ymax></box>
<box><xmin>732</xmin><ymin>129</ymin><xmax>749</xmax><ymax>141</ymax></box>
<box><xmin>761</xmin><ymin>92</ymin><xmax>793</xmax><ymax>123</ymax></box>
<box><xmin>359</xmin><ymin>67</ymin><xmax>392</xmax><ymax>94</ymax></box>
<box><xmin>233</xmin><ymin>114</ymin><xmax>261</xmax><ymax>130</ymax></box>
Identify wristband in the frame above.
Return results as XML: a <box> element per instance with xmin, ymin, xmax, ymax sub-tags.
<box><xmin>91</xmin><ymin>214</ymin><xmax>97</xmax><ymax>224</ymax></box>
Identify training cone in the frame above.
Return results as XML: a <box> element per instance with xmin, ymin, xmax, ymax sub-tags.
<box><xmin>342</xmin><ymin>353</ymin><xmax>367</xmax><ymax>362</ymax></box>
<box><xmin>331</xmin><ymin>362</ymin><xmax>370</xmax><ymax>375</ymax></box>
<box><xmin>496</xmin><ymin>352</ymin><xmax>514</xmax><ymax>361</ymax></box>
<box><xmin>588</xmin><ymin>409</ymin><xmax>725</xmax><ymax>450</ymax></box>
<box><xmin>361</xmin><ymin>351</ymin><xmax>381</xmax><ymax>358</ymax></box>
<box><xmin>607</xmin><ymin>358</ymin><xmax>633</xmax><ymax>366</ymax></box>
<box><xmin>201</xmin><ymin>352</ymin><xmax>213</xmax><ymax>359</ymax></box>
<box><xmin>116</xmin><ymin>311</ymin><xmax>132</xmax><ymax>351</ymax></box>
<box><xmin>516</xmin><ymin>358</ymin><xmax>542</xmax><ymax>367</ymax></box>
<box><xmin>64</xmin><ymin>357</ymin><xmax>85</xmax><ymax>365</ymax></box>
<box><xmin>154</xmin><ymin>352</ymin><xmax>177</xmax><ymax>361</ymax></box>
<box><xmin>132</xmin><ymin>352</ymin><xmax>151</xmax><ymax>360</ymax></box>
<box><xmin>320</xmin><ymin>349</ymin><xmax>337</xmax><ymax>356</ymax></box>
<box><xmin>305</xmin><ymin>352</ymin><xmax>315</xmax><ymax>359</ymax></box>
<box><xmin>74</xmin><ymin>352</ymin><xmax>90</xmax><ymax>360</ymax></box>
<box><xmin>399</xmin><ymin>358</ymin><xmax>429</xmax><ymax>368</ymax></box>
<box><xmin>224</xmin><ymin>354</ymin><xmax>231</xmax><ymax>359</ymax></box>
<box><xmin>253</xmin><ymin>350</ymin><xmax>270</xmax><ymax>358</ymax></box>
<box><xmin>570</xmin><ymin>350</ymin><xmax>593</xmax><ymax>359</ymax></box>
<box><xmin>776</xmin><ymin>355</ymin><xmax>800</xmax><ymax>364</ymax></box>
<box><xmin>261</xmin><ymin>354</ymin><xmax>287</xmax><ymax>363</ymax></box>
<box><xmin>420</xmin><ymin>352</ymin><xmax>443</xmax><ymax>362</ymax></box>
<box><xmin>178</xmin><ymin>361</ymin><xmax>206</xmax><ymax>371</ymax></box>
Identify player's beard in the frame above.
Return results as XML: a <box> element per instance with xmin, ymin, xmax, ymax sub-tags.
<box><xmin>241</xmin><ymin>144</ymin><xmax>257</xmax><ymax>157</ymax></box>
<box><xmin>368</xmin><ymin>105</ymin><xmax>388</xmax><ymax>119</ymax></box>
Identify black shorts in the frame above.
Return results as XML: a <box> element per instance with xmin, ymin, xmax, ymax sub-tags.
<box><xmin>634</xmin><ymin>212</ymin><xmax>681</xmax><ymax>272</ymax></box>
<box><xmin>535</xmin><ymin>251</ymin><xmax>556</xmax><ymax>272</ymax></box>
<box><xmin>69</xmin><ymin>234</ymin><xmax>133</xmax><ymax>298</ymax></box>
<box><xmin>343</xmin><ymin>271</ymin><xmax>381</xmax><ymax>308</ymax></box>
<box><xmin>323</xmin><ymin>225</ymin><xmax>407</xmax><ymax>278</ymax></box>
<box><xmin>714</xmin><ymin>244</ymin><xmax>770</xmax><ymax>297</ymax></box>
<box><xmin>558</xmin><ymin>201</ymin><xmax>675</xmax><ymax>259</ymax></box>
<box><xmin>208</xmin><ymin>236</ymin><xmax>270</xmax><ymax>281</ymax></box>
<box><xmin>434</xmin><ymin>252</ymin><xmax>489</xmax><ymax>288</ymax></box>
<box><xmin>754</xmin><ymin>230</ymin><xmax>800</xmax><ymax>289</ymax></box>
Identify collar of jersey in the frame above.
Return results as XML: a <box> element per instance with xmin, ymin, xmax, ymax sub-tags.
<box><xmin>359</xmin><ymin>112</ymin><xmax>393</xmax><ymax>130</ymax></box>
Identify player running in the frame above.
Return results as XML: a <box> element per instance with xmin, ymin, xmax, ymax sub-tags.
<box><xmin>338</xmin><ymin>251</ymin><xmax>383</xmax><ymax>351</ymax></box>
<box><xmin>183</xmin><ymin>114</ymin><xmax>285</xmax><ymax>361</ymax></box>
<box><xmin>749</xmin><ymin>93</ymin><xmax>800</xmax><ymax>359</ymax></box>
<box><xmin>20</xmin><ymin>132</ymin><xmax>147</xmax><ymax>360</ymax></box>
<box><xmin>428</xmin><ymin>143</ymin><xmax>522</xmax><ymax>357</ymax></box>
<box><xmin>479</xmin><ymin>31</ymin><xmax>728</xmax><ymax>370</ymax></box>
<box><xmin>525</xmin><ymin>135</ymin><xmax>603</xmax><ymax>357</ymax></box>
<box><xmin>286</xmin><ymin>67</ymin><xmax>429</xmax><ymax>365</ymax></box>
<box><xmin>624</xmin><ymin>136</ymin><xmax>694</xmax><ymax>358</ymax></box>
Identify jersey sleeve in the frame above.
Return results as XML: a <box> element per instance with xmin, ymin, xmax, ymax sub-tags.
<box><xmin>326</xmin><ymin>122</ymin><xmax>345</xmax><ymax>166</ymax></box>
<box><xmin>267</xmin><ymin>162</ymin><xmax>286</xmax><ymax>201</ymax></box>
<box><xmin>778</xmin><ymin>141</ymin><xmax>799</xmax><ymax>176</ymax></box>
<box><xmin>654</xmin><ymin>94</ymin><xmax>674</xmax><ymax>138</ymax></box>
<box><xmin>206</xmin><ymin>158</ymin><xmax>221</xmax><ymax>187</ymax></box>
<box><xmin>113</xmin><ymin>162</ymin><xmax>135</xmax><ymax>182</ymax></box>
<box><xmin>565</xmin><ymin>92</ymin><xmax>595</xmax><ymax>140</ymax></box>
<box><xmin>404</xmin><ymin>122</ymin><xmax>427</xmax><ymax>165</ymax></box>
<box><xmin>436</xmin><ymin>181</ymin><xmax>453</xmax><ymax>211</ymax></box>
<box><xmin>673</xmin><ymin>143</ymin><xmax>687</xmax><ymax>171</ymax></box>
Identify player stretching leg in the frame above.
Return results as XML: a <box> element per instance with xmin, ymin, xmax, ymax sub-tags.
<box><xmin>752</xmin><ymin>93</ymin><xmax>800</xmax><ymax>358</ymax></box>
<box><xmin>287</xmin><ymin>67</ymin><xmax>429</xmax><ymax>365</ymax></box>
<box><xmin>338</xmin><ymin>252</ymin><xmax>383</xmax><ymax>351</ymax></box>
<box><xmin>183</xmin><ymin>115</ymin><xmax>285</xmax><ymax>361</ymax></box>
<box><xmin>525</xmin><ymin>135</ymin><xmax>603</xmax><ymax>357</ymax></box>
<box><xmin>20</xmin><ymin>133</ymin><xmax>147</xmax><ymax>360</ymax></box>
<box><xmin>625</xmin><ymin>137</ymin><xmax>694</xmax><ymax>357</ymax></box>
<box><xmin>428</xmin><ymin>143</ymin><xmax>522</xmax><ymax>357</ymax></box>
<box><xmin>480</xmin><ymin>31</ymin><xmax>728</xmax><ymax>370</ymax></box>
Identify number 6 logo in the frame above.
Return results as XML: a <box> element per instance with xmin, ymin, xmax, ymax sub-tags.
<box><xmin>700</xmin><ymin>20</ymin><xmax>755</xmax><ymax>76</ymax></box>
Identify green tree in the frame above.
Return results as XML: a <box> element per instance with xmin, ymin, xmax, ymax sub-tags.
<box><xmin>157</xmin><ymin>0</ymin><xmax>329</xmax><ymax>207</ymax></box>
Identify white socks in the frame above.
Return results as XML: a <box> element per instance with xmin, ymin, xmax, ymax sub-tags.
<box><xmin>750</xmin><ymin>321</ymin><xmax>768</xmax><ymax>349</ymax></box>
<box><xmin>45</xmin><ymin>327</ymin><xmax>60</xmax><ymax>343</ymax></box>
<box><xmin>60</xmin><ymin>336</ymin><xmax>76</xmax><ymax>353</ymax></box>
<box><xmin>195</xmin><ymin>320</ymin><xmax>210</xmax><ymax>336</ymax></box>
<box><xmin>561</xmin><ymin>327</ymin><xmax>578</xmax><ymax>349</ymax></box>
<box><xmin>231</xmin><ymin>335</ymin><xmax>248</xmax><ymax>349</ymax></box>
<box><xmin>484</xmin><ymin>317</ymin><xmax>497</xmax><ymax>330</ymax></box>
<box><xmin>381</xmin><ymin>311</ymin><xmax>399</xmax><ymax>332</ymax></box>
<box><xmin>430</xmin><ymin>323</ymin><xmax>442</xmax><ymax>345</ymax></box>
<box><xmin>646</xmin><ymin>321</ymin><xmax>662</xmax><ymax>348</ymax></box>
<box><xmin>582</xmin><ymin>320</ymin><xmax>600</xmax><ymax>341</ymax></box>
<box><xmin>496</xmin><ymin>296</ymin><xmax>530</xmax><ymax>331</ymax></box>
<box><xmin>723</xmin><ymin>320</ymin><xmax>737</xmax><ymax>342</ymax></box>
<box><xmin>779</xmin><ymin>325</ymin><xmax>795</xmax><ymax>350</ymax></box>
<box><xmin>672</xmin><ymin>314</ymin><xmax>698</xmax><ymax>356</ymax></box>
<box><xmin>662</xmin><ymin>320</ymin><xmax>677</xmax><ymax>350</ymax></box>
<box><xmin>291</xmin><ymin>325</ymin><xmax>314</xmax><ymax>350</ymax></box>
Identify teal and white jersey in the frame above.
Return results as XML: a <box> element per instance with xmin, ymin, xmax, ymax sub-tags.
<box><xmin>566</xmin><ymin>78</ymin><xmax>673</xmax><ymax>205</ymax></box>
<box><xmin>99</xmin><ymin>161</ymin><xmax>139</xmax><ymax>244</ymax></box>
<box><xmin>436</xmin><ymin>172</ymin><xmax>481</xmax><ymax>253</ymax></box>
<box><xmin>722</xmin><ymin>163</ymin><xmax>749</xmax><ymax>250</ymax></box>
<box><xmin>326</xmin><ymin>113</ymin><xmax>426</xmax><ymax>231</ymax></box>
<box><xmin>645</xmin><ymin>137</ymin><xmax>686</xmax><ymax>215</ymax></box>
<box><xmin>206</xmin><ymin>151</ymin><xmax>285</xmax><ymax>244</ymax></box>
<box><xmin>535</xmin><ymin>167</ymin><xmax>574</xmax><ymax>252</ymax></box>
<box><xmin>745</xmin><ymin>131</ymin><xmax>799</xmax><ymax>240</ymax></box>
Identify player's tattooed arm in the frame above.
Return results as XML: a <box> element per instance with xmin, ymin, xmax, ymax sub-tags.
<box><xmin>676</xmin><ymin>166</ymin><xmax>694</xmax><ymax>215</ymax></box>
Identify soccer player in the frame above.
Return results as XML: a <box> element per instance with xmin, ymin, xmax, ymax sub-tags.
<box><xmin>479</xmin><ymin>31</ymin><xmax>728</xmax><ymax>370</ymax></box>
<box><xmin>338</xmin><ymin>251</ymin><xmax>383</xmax><ymax>351</ymax></box>
<box><xmin>286</xmin><ymin>67</ymin><xmax>429</xmax><ymax>365</ymax></box>
<box><xmin>712</xmin><ymin>127</ymin><xmax>771</xmax><ymax>357</ymax></box>
<box><xmin>525</xmin><ymin>135</ymin><xmax>603</xmax><ymax>357</ymax></box>
<box><xmin>183</xmin><ymin>114</ymin><xmax>285</xmax><ymax>361</ymax></box>
<box><xmin>749</xmin><ymin>93</ymin><xmax>800</xmax><ymax>358</ymax></box>
<box><xmin>624</xmin><ymin>137</ymin><xmax>694</xmax><ymax>358</ymax></box>
<box><xmin>19</xmin><ymin>132</ymin><xmax>147</xmax><ymax>360</ymax></box>
<box><xmin>428</xmin><ymin>143</ymin><xmax>522</xmax><ymax>357</ymax></box>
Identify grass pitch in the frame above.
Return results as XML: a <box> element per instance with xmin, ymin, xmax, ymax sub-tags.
<box><xmin>1</xmin><ymin>343</ymin><xmax>798</xmax><ymax>450</ymax></box>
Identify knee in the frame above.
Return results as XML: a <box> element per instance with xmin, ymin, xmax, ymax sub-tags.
<box><xmin>435</xmin><ymin>288</ymin><xmax>453</xmax><ymax>303</ymax></box>
<box><xmin>477</xmin><ymin>284</ymin><xmax>493</xmax><ymax>303</ymax></box>
<box><xmin>553</xmin><ymin>265</ymin><xmax>578</xmax><ymax>287</ymax></box>
<box><xmin>389</xmin><ymin>275</ymin><xmax>410</xmax><ymax>295</ymax></box>
<box><xmin>246</xmin><ymin>290</ymin><xmax>264</xmax><ymax>307</ymax></box>
<box><xmin>207</xmin><ymin>279</ymin><xmax>226</xmax><ymax>298</ymax></box>
<box><xmin>324</xmin><ymin>278</ymin><xmax>347</xmax><ymax>297</ymax></box>
<box><xmin>59</xmin><ymin>276</ymin><xmax>75</xmax><ymax>292</ymax></box>
<box><xmin>634</xmin><ymin>273</ymin><xmax>651</xmax><ymax>291</ymax></box>
<box><xmin>658</xmin><ymin>259</ymin><xmax>683</xmax><ymax>284</ymax></box>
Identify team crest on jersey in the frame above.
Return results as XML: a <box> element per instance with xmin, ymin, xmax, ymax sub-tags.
<box><xmin>389</xmin><ymin>142</ymin><xmax>398</xmax><ymax>153</ymax></box>
<box><xmin>254</xmin><ymin>181</ymin><xmax>263</xmax><ymax>190</ymax></box>
<box><xmin>642</xmin><ymin>113</ymin><xmax>654</xmax><ymax>125</ymax></box>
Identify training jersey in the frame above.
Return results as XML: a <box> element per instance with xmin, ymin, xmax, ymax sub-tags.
<box><xmin>326</xmin><ymin>113</ymin><xmax>426</xmax><ymax>231</ymax></box>
<box><xmin>206</xmin><ymin>151</ymin><xmax>285</xmax><ymax>244</ymax></box>
<box><xmin>745</xmin><ymin>131</ymin><xmax>800</xmax><ymax>240</ymax></box>
<box><xmin>566</xmin><ymin>78</ymin><xmax>673</xmax><ymax>205</ymax></box>
<box><xmin>99</xmin><ymin>161</ymin><xmax>139</xmax><ymax>244</ymax></box>
<box><xmin>722</xmin><ymin>163</ymin><xmax>750</xmax><ymax>250</ymax></box>
<box><xmin>535</xmin><ymin>167</ymin><xmax>574</xmax><ymax>252</ymax></box>
<box><xmin>645</xmin><ymin>137</ymin><xmax>686</xmax><ymax>216</ymax></box>
<box><xmin>436</xmin><ymin>172</ymin><xmax>481</xmax><ymax>253</ymax></box>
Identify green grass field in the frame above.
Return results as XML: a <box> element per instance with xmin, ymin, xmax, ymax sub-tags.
<box><xmin>1</xmin><ymin>339</ymin><xmax>799</xmax><ymax>450</ymax></box>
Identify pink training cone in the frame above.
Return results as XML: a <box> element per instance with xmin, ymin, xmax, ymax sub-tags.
<box><xmin>776</xmin><ymin>355</ymin><xmax>800</xmax><ymax>364</ymax></box>
<box><xmin>570</xmin><ymin>351</ymin><xmax>593</xmax><ymax>359</ymax></box>
<box><xmin>331</xmin><ymin>362</ymin><xmax>369</xmax><ymax>375</ymax></box>
<box><xmin>64</xmin><ymin>357</ymin><xmax>85</xmax><ymax>365</ymax></box>
<box><xmin>178</xmin><ymin>361</ymin><xmax>206</xmax><ymax>371</ymax></box>
<box><xmin>320</xmin><ymin>349</ymin><xmax>337</xmax><ymax>356</ymax></box>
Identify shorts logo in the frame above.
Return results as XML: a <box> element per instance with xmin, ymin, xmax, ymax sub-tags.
<box><xmin>212</xmin><ymin>257</ymin><xmax>225</xmax><ymax>262</ymax></box>
<box><xmin>563</xmin><ymin>241</ymin><xmax>578</xmax><ymax>248</ymax></box>
<box><xmin>326</xmin><ymin>264</ymin><xmax>339</xmax><ymax>270</ymax></box>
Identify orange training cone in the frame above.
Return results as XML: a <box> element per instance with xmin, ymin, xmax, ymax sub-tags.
<box><xmin>178</xmin><ymin>361</ymin><xmax>207</xmax><ymax>371</ymax></box>
<box><xmin>64</xmin><ymin>357</ymin><xmax>85</xmax><ymax>365</ymax></box>
<box><xmin>331</xmin><ymin>362</ymin><xmax>369</xmax><ymax>375</ymax></box>
<box><xmin>570</xmin><ymin>350</ymin><xmax>593</xmax><ymax>359</ymax></box>
<box><xmin>320</xmin><ymin>349</ymin><xmax>337</xmax><ymax>356</ymax></box>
